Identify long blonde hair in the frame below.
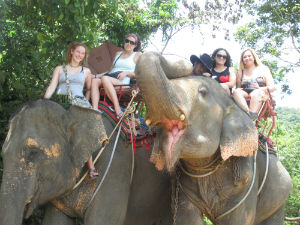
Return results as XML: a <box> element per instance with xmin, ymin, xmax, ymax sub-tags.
<box><xmin>239</xmin><ymin>48</ymin><xmax>262</xmax><ymax>71</ymax></box>
<box><xmin>65</xmin><ymin>41</ymin><xmax>89</xmax><ymax>66</ymax></box>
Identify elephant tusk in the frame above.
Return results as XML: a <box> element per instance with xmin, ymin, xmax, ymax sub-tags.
<box><xmin>145</xmin><ymin>119</ymin><xmax>151</xmax><ymax>126</ymax></box>
<box><xmin>180</xmin><ymin>114</ymin><xmax>185</xmax><ymax>121</ymax></box>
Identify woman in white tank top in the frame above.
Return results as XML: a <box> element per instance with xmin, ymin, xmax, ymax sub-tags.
<box><xmin>91</xmin><ymin>34</ymin><xmax>142</xmax><ymax>117</ymax></box>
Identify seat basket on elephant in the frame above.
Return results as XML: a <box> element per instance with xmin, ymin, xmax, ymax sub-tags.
<box><xmin>98</xmin><ymin>83</ymin><xmax>144</xmax><ymax>108</ymax></box>
<box><xmin>97</xmin><ymin>102</ymin><xmax>155</xmax><ymax>153</ymax></box>
<box><xmin>244</xmin><ymin>92</ymin><xmax>277</xmax><ymax>140</ymax></box>
<box><xmin>256</xmin><ymin>95</ymin><xmax>277</xmax><ymax>143</ymax></box>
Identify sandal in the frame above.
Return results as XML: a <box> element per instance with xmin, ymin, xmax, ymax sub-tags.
<box><xmin>117</xmin><ymin>112</ymin><xmax>124</xmax><ymax>120</ymax></box>
<box><xmin>89</xmin><ymin>169</ymin><xmax>99</xmax><ymax>179</ymax></box>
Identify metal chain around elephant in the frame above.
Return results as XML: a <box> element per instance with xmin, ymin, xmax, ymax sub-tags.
<box><xmin>171</xmin><ymin>171</ymin><xmax>180</xmax><ymax>225</ymax></box>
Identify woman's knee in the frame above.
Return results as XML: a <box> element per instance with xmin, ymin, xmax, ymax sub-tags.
<box><xmin>91</xmin><ymin>78</ymin><xmax>101</xmax><ymax>88</ymax></box>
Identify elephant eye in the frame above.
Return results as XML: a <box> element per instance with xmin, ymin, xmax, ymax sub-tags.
<box><xmin>198</xmin><ymin>86</ymin><xmax>207</xmax><ymax>97</ymax></box>
<box><xmin>24</xmin><ymin>147</ymin><xmax>46</xmax><ymax>165</ymax></box>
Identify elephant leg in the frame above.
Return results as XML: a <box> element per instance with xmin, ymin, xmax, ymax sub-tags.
<box><xmin>42</xmin><ymin>204</ymin><xmax>75</xmax><ymax>225</ymax></box>
<box><xmin>256</xmin><ymin>205</ymin><xmax>285</xmax><ymax>225</ymax></box>
<box><xmin>174</xmin><ymin>190</ymin><xmax>205</xmax><ymax>225</ymax></box>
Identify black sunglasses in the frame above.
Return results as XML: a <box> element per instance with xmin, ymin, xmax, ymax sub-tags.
<box><xmin>125</xmin><ymin>39</ymin><xmax>136</xmax><ymax>45</ymax></box>
<box><xmin>216</xmin><ymin>54</ymin><xmax>227</xmax><ymax>59</ymax></box>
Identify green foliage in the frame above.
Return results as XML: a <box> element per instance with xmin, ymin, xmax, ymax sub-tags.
<box><xmin>0</xmin><ymin>0</ymin><xmax>167</xmax><ymax>147</ymax></box>
<box><xmin>235</xmin><ymin>0</ymin><xmax>300</xmax><ymax>92</ymax></box>
<box><xmin>270</xmin><ymin>107</ymin><xmax>300</xmax><ymax>224</ymax></box>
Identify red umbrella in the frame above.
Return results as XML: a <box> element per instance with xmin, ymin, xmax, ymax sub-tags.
<box><xmin>88</xmin><ymin>41</ymin><xmax>123</xmax><ymax>75</ymax></box>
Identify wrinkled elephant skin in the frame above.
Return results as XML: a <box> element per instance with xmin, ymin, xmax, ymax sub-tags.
<box><xmin>0</xmin><ymin>100</ymin><xmax>203</xmax><ymax>225</ymax></box>
<box><xmin>135</xmin><ymin>52</ymin><xmax>292</xmax><ymax>225</ymax></box>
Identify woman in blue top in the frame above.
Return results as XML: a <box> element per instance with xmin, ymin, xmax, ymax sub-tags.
<box><xmin>44</xmin><ymin>41</ymin><xmax>99</xmax><ymax>178</ymax></box>
<box><xmin>91</xmin><ymin>34</ymin><xmax>142</xmax><ymax>117</ymax></box>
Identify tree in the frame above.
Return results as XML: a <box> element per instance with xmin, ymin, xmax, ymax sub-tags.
<box><xmin>143</xmin><ymin>0</ymin><xmax>245</xmax><ymax>54</ymax></box>
<box><xmin>0</xmin><ymin>0</ymin><xmax>165</xmax><ymax>145</ymax></box>
<box><xmin>234</xmin><ymin>0</ymin><xmax>300</xmax><ymax>92</ymax></box>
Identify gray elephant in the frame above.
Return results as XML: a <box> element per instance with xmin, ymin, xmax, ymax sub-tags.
<box><xmin>0</xmin><ymin>99</ymin><xmax>202</xmax><ymax>225</ymax></box>
<box><xmin>135</xmin><ymin>52</ymin><xmax>292</xmax><ymax>225</ymax></box>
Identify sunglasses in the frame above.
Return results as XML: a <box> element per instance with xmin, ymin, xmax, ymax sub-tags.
<box><xmin>125</xmin><ymin>39</ymin><xmax>136</xmax><ymax>45</ymax></box>
<box><xmin>216</xmin><ymin>54</ymin><xmax>227</xmax><ymax>59</ymax></box>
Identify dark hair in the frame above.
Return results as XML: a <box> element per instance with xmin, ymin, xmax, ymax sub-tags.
<box><xmin>126</xmin><ymin>33</ymin><xmax>141</xmax><ymax>52</ymax></box>
<box><xmin>212</xmin><ymin>48</ymin><xmax>232</xmax><ymax>68</ymax></box>
<box><xmin>65</xmin><ymin>41</ymin><xmax>88</xmax><ymax>66</ymax></box>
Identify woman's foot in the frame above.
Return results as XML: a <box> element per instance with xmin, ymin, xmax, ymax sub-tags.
<box><xmin>116</xmin><ymin>111</ymin><xmax>124</xmax><ymax>120</ymax></box>
<box><xmin>89</xmin><ymin>169</ymin><xmax>99</xmax><ymax>179</ymax></box>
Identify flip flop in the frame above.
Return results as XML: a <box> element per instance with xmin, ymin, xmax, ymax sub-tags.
<box><xmin>89</xmin><ymin>169</ymin><xmax>99</xmax><ymax>179</ymax></box>
<box><xmin>117</xmin><ymin>112</ymin><xmax>124</xmax><ymax>120</ymax></box>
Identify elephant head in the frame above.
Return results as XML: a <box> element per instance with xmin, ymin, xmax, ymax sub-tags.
<box><xmin>135</xmin><ymin>52</ymin><xmax>257</xmax><ymax>171</ymax></box>
<box><xmin>0</xmin><ymin>100</ymin><xmax>106</xmax><ymax>224</ymax></box>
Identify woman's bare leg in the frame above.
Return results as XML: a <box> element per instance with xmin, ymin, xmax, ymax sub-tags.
<box><xmin>87</xmin><ymin>156</ymin><xmax>98</xmax><ymax>177</ymax></box>
<box><xmin>101</xmin><ymin>76</ymin><xmax>124</xmax><ymax>116</ymax></box>
<box><xmin>232</xmin><ymin>88</ymin><xmax>250</xmax><ymax>112</ymax></box>
<box><xmin>249</xmin><ymin>89</ymin><xmax>265</xmax><ymax>113</ymax></box>
<box><xmin>91</xmin><ymin>78</ymin><xmax>102</xmax><ymax>110</ymax></box>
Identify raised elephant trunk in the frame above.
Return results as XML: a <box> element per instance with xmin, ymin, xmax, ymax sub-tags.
<box><xmin>136</xmin><ymin>52</ymin><xmax>192</xmax><ymax>125</ymax></box>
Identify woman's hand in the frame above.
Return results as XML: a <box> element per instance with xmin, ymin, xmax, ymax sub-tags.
<box><xmin>117</xmin><ymin>71</ymin><xmax>128</xmax><ymax>81</ymax></box>
<box><xmin>250</xmin><ymin>80</ymin><xmax>260</xmax><ymax>89</ymax></box>
<box><xmin>95</xmin><ymin>72</ymin><xmax>106</xmax><ymax>79</ymax></box>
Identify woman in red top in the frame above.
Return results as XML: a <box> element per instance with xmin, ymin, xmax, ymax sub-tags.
<box><xmin>211</xmin><ymin>48</ymin><xmax>236</xmax><ymax>95</ymax></box>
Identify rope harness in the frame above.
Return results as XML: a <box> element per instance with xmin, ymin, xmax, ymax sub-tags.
<box><xmin>173</xmin><ymin>142</ymin><xmax>271</xmax><ymax>223</ymax></box>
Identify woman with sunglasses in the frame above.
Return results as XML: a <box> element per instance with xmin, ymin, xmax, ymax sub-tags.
<box><xmin>211</xmin><ymin>48</ymin><xmax>236</xmax><ymax>95</ymax></box>
<box><xmin>91</xmin><ymin>33</ymin><xmax>142</xmax><ymax>118</ymax></box>
<box><xmin>232</xmin><ymin>48</ymin><xmax>275</xmax><ymax>120</ymax></box>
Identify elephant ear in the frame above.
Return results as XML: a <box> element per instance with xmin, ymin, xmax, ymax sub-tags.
<box><xmin>67</xmin><ymin>106</ymin><xmax>107</xmax><ymax>170</ymax></box>
<box><xmin>220</xmin><ymin>106</ymin><xmax>258</xmax><ymax>161</ymax></box>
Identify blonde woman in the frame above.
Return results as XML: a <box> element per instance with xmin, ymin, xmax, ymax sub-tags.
<box><xmin>44</xmin><ymin>41</ymin><xmax>98</xmax><ymax>178</ymax></box>
<box><xmin>232</xmin><ymin>48</ymin><xmax>275</xmax><ymax>120</ymax></box>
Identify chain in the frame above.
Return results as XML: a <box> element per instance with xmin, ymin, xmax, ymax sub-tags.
<box><xmin>172</xmin><ymin>171</ymin><xmax>180</xmax><ymax>225</ymax></box>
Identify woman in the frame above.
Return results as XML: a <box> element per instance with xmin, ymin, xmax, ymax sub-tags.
<box><xmin>44</xmin><ymin>41</ymin><xmax>99</xmax><ymax>178</ymax></box>
<box><xmin>232</xmin><ymin>48</ymin><xmax>275</xmax><ymax>120</ymax></box>
<box><xmin>91</xmin><ymin>33</ymin><xmax>142</xmax><ymax>118</ymax></box>
<box><xmin>211</xmin><ymin>48</ymin><xmax>236</xmax><ymax>95</ymax></box>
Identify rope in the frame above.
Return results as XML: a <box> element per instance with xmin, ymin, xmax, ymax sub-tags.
<box><xmin>87</xmin><ymin>125</ymin><xmax>122</xmax><ymax>207</ymax></box>
<box><xmin>179</xmin><ymin>156</ymin><xmax>223</xmax><ymax>178</ymax></box>
<box><xmin>257</xmin><ymin>142</ymin><xmax>269</xmax><ymax>195</ymax></box>
<box><xmin>71</xmin><ymin>90</ymin><xmax>139</xmax><ymax>190</ymax></box>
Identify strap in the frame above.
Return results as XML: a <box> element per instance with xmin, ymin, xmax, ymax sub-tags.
<box><xmin>112</xmin><ymin>52</ymin><xmax>122</xmax><ymax>67</ymax></box>
<box><xmin>63</xmin><ymin>65</ymin><xmax>74</xmax><ymax>102</ymax></box>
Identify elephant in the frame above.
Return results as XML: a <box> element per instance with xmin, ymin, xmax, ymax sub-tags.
<box><xmin>0</xmin><ymin>99</ymin><xmax>203</xmax><ymax>225</ymax></box>
<box><xmin>135</xmin><ymin>52</ymin><xmax>292</xmax><ymax>225</ymax></box>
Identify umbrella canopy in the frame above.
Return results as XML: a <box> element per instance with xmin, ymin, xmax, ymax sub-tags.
<box><xmin>88</xmin><ymin>41</ymin><xmax>123</xmax><ymax>75</ymax></box>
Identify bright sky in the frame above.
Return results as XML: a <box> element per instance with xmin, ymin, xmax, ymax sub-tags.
<box><xmin>145</xmin><ymin>26</ymin><xmax>300</xmax><ymax>109</ymax></box>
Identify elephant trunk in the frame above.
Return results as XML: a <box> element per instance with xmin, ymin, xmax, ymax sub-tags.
<box><xmin>0</xmin><ymin>169</ymin><xmax>37</xmax><ymax>225</ymax></box>
<box><xmin>136</xmin><ymin>52</ymin><xmax>192</xmax><ymax>125</ymax></box>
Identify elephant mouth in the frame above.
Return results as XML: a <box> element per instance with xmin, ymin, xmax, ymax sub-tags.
<box><xmin>159</xmin><ymin>119</ymin><xmax>185</xmax><ymax>165</ymax></box>
<box><xmin>24</xmin><ymin>199</ymin><xmax>35</xmax><ymax>219</ymax></box>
